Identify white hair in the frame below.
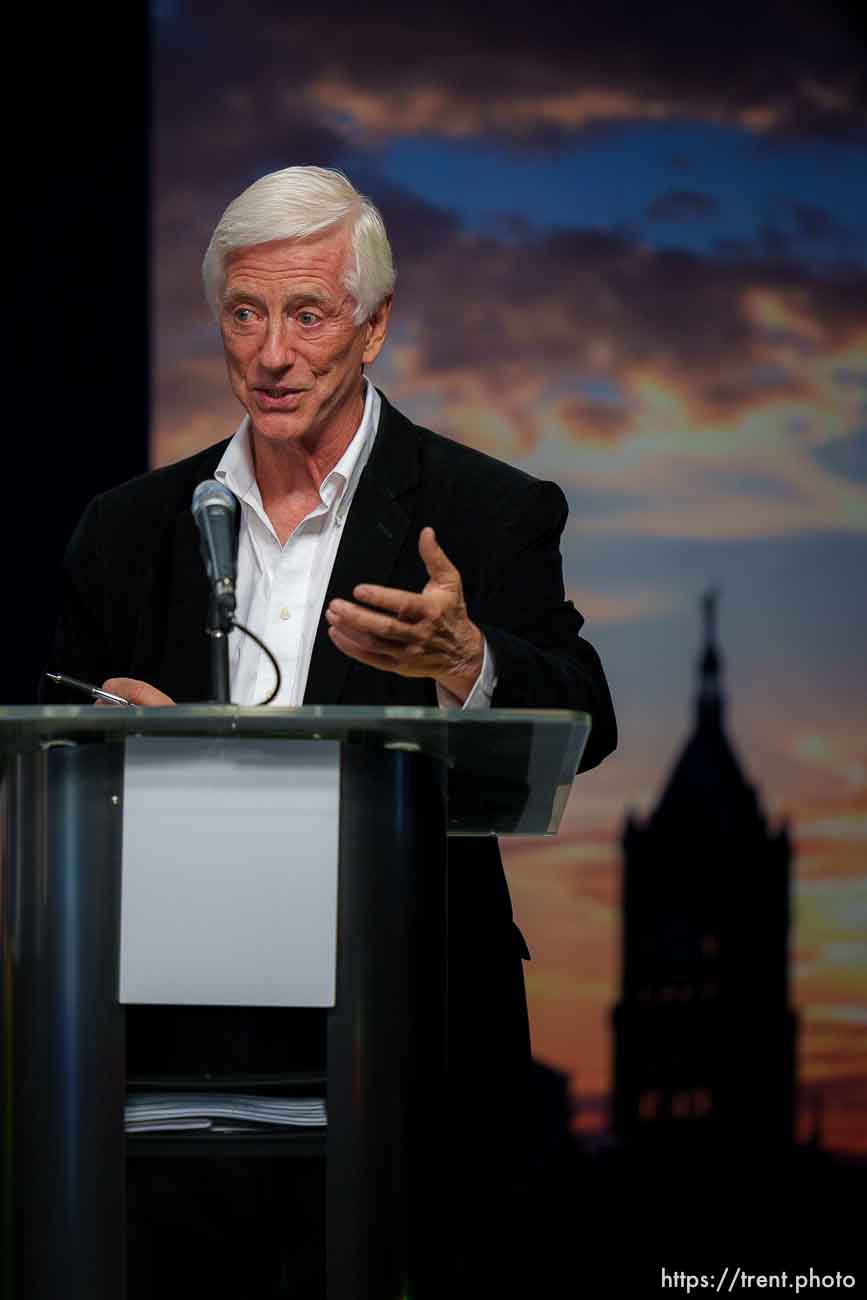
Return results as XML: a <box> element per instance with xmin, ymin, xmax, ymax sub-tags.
<box><xmin>202</xmin><ymin>166</ymin><xmax>395</xmax><ymax>324</ymax></box>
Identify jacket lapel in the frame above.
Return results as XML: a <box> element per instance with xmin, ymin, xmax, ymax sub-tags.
<box><xmin>303</xmin><ymin>394</ymin><xmax>420</xmax><ymax>705</ymax></box>
<box><xmin>153</xmin><ymin>444</ymin><xmax>235</xmax><ymax>702</ymax></box>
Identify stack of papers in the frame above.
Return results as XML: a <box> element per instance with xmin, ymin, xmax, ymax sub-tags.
<box><xmin>125</xmin><ymin>1092</ymin><xmax>327</xmax><ymax>1134</ymax></box>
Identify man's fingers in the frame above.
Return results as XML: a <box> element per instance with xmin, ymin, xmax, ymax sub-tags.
<box><xmin>327</xmin><ymin>625</ymin><xmax>403</xmax><ymax>672</ymax></box>
<box><xmin>418</xmin><ymin>526</ymin><xmax>458</xmax><ymax>585</ymax></box>
<box><xmin>328</xmin><ymin>622</ymin><xmax>403</xmax><ymax>657</ymax></box>
<box><xmin>102</xmin><ymin>677</ymin><xmax>176</xmax><ymax>707</ymax></box>
<box><xmin>327</xmin><ymin>599</ymin><xmax>424</xmax><ymax>643</ymax></box>
<box><xmin>349</xmin><ymin>584</ymin><xmax>426</xmax><ymax>622</ymax></box>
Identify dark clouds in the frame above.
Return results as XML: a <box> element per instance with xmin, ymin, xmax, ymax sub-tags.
<box><xmin>156</xmin><ymin>1</ymin><xmax>867</xmax><ymax>147</ymax></box>
<box><xmin>390</xmin><ymin>220</ymin><xmax>867</xmax><ymax>414</ymax></box>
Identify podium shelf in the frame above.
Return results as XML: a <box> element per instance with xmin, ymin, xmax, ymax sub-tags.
<box><xmin>126</xmin><ymin>1130</ymin><xmax>326</xmax><ymax>1159</ymax></box>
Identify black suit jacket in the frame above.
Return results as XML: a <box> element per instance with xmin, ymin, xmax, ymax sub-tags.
<box><xmin>44</xmin><ymin>391</ymin><xmax>616</xmax><ymax>1076</ymax></box>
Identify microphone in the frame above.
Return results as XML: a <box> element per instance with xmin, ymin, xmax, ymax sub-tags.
<box><xmin>192</xmin><ymin>479</ymin><xmax>238</xmax><ymax>622</ymax></box>
<box><xmin>190</xmin><ymin>479</ymin><xmax>282</xmax><ymax>705</ymax></box>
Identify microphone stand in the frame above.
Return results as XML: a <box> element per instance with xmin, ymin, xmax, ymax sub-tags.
<box><xmin>206</xmin><ymin>591</ymin><xmax>232</xmax><ymax>704</ymax></box>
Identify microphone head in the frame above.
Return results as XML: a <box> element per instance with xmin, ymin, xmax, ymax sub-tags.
<box><xmin>191</xmin><ymin>479</ymin><xmax>238</xmax><ymax>621</ymax></box>
<box><xmin>192</xmin><ymin>478</ymin><xmax>237</xmax><ymax>519</ymax></box>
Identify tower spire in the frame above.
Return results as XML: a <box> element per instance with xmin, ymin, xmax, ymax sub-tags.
<box><xmin>697</xmin><ymin>587</ymin><xmax>724</xmax><ymax>727</ymax></box>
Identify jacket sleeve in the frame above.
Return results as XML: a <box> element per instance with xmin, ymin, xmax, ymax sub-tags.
<box><xmin>475</xmin><ymin>479</ymin><xmax>617</xmax><ymax>772</ymax></box>
<box><xmin>38</xmin><ymin>496</ymin><xmax>116</xmax><ymax>704</ymax></box>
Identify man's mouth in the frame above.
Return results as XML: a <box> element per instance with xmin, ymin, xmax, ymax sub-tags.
<box><xmin>252</xmin><ymin>385</ymin><xmax>310</xmax><ymax>408</ymax></box>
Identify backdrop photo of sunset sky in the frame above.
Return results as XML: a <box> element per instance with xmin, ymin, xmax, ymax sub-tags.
<box><xmin>151</xmin><ymin>0</ymin><xmax>866</xmax><ymax>1159</ymax></box>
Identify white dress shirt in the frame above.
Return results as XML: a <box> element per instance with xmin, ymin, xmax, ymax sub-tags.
<box><xmin>215</xmin><ymin>381</ymin><xmax>496</xmax><ymax>708</ymax></box>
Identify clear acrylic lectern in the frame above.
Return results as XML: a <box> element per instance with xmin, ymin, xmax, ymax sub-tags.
<box><xmin>0</xmin><ymin>705</ymin><xmax>590</xmax><ymax>1300</ymax></box>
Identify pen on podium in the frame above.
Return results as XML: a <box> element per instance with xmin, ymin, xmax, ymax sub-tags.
<box><xmin>44</xmin><ymin>673</ymin><xmax>131</xmax><ymax>706</ymax></box>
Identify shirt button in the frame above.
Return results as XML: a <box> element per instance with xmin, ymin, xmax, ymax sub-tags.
<box><xmin>279</xmin><ymin>606</ymin><xmax>290</xmax><ymax>621</ymax></box>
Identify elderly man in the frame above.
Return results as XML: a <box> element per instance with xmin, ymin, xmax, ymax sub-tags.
<box><xmin>46</xmin><ymin>166</ymin><xmax>616</xmax><ymax>1296</ymax></box>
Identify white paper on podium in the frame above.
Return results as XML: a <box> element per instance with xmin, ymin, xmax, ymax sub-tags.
<box><xmin>119</xmin><ymin>736</ymin><xmax>340</xmax><ymax>1007</ymax></box>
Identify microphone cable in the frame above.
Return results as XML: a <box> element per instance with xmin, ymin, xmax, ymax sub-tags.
<box><xmin>230</xmin><ymin>619</ymin><xmax>283</xmax><ymax>706</ymax></box>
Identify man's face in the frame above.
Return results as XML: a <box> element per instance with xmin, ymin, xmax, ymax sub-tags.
<box><xmin>219</xmin><ymin>225</ymin><xmax>389</xmax><ymax>449</ymax></box>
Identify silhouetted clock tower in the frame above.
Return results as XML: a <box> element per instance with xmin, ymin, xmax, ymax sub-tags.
<box><xmin>611</xmin><ymin>592</ymin><xmax>796</xmax><ymax>1150</ymax></box>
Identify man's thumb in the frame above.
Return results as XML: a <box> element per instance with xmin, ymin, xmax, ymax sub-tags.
<box><xmin>419</xmin><ymin>526</ymin><xmax>457</xmax><ymax>584</ymax></box>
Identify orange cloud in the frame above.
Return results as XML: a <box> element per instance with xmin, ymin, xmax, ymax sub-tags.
<box><xmin>152</xmin><ymin>358</ymin><xmax>240</xmax><ymax>468</ymax></box>
<box><xmin>364</xmin><ymin>231</ymin><xmax>867</xmax><ymax>540</ymax></box>
<box><xmin>570</xmin><ymin>587</ymin><xmax>678</xmax><ymax>626</ymax></box>
<box><xmin>558</xmin><ymin>396</ymin><xmax>633</xmax><ymax>443</ymax></box>
<box><xmin>791</xmin><ymin>733</ymin><xmax>867</xmax><ymax>792</ymax></box>
<box><xmin>306</xmin><ymin>77</ymin><xmax>691</xmax><ymax>142</ymax></box>
<box><xmin>303</xmin><ymin>71</ymin><xmax>864</xmax><ymax>145</ymax></box>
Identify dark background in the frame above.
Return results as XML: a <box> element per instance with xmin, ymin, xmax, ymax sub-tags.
<box><xmin>12</xmin><ymin>6</ymin><xmax>150</xmax><ymax>702</ymax></box>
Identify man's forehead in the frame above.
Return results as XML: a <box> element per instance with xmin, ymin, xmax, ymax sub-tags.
<box><xmin>223</xmin><ymin>229</ymin><xmax>351</xmax><ymax>286</ymax></box>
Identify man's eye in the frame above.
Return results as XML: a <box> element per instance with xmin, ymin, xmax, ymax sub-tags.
<box><xmin>297</xmin><ymin>311</ymin><xmax>320</xmax><ymax>326</ymax></box>
<box><xmin>234</xmin><ymin>307</ymin><xmax>256</xmax><ymax>323</ymax></box>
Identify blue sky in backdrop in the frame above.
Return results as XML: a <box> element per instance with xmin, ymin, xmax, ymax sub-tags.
<box><xmin>151</xmin><ymin>0</ymin><xmax>867</xmax><ymax>1152</ymax></box>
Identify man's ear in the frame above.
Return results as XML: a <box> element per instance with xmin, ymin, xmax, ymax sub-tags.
<box><xmin>362</xmin><ymin>295</ymin><xmax>392</xmax><ymax>366</ymax></box>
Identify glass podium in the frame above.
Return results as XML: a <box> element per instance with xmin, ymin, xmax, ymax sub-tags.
<box><xmin>1</xmin><ymin>705</ymin><xmax>590</xmax><ymax>1300</ymax></box>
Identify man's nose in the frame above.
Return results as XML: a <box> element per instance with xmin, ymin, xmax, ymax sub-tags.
<box><xmin>258</xmin><ymin>322</ymin><xmax>296</xmax><ymax>371</ymax></box>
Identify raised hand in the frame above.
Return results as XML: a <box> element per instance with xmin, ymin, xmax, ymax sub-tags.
<box><xmin>325</xmin><ymin>527</ymin><xmax>484</xmax><ymax>703</ymax></box>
